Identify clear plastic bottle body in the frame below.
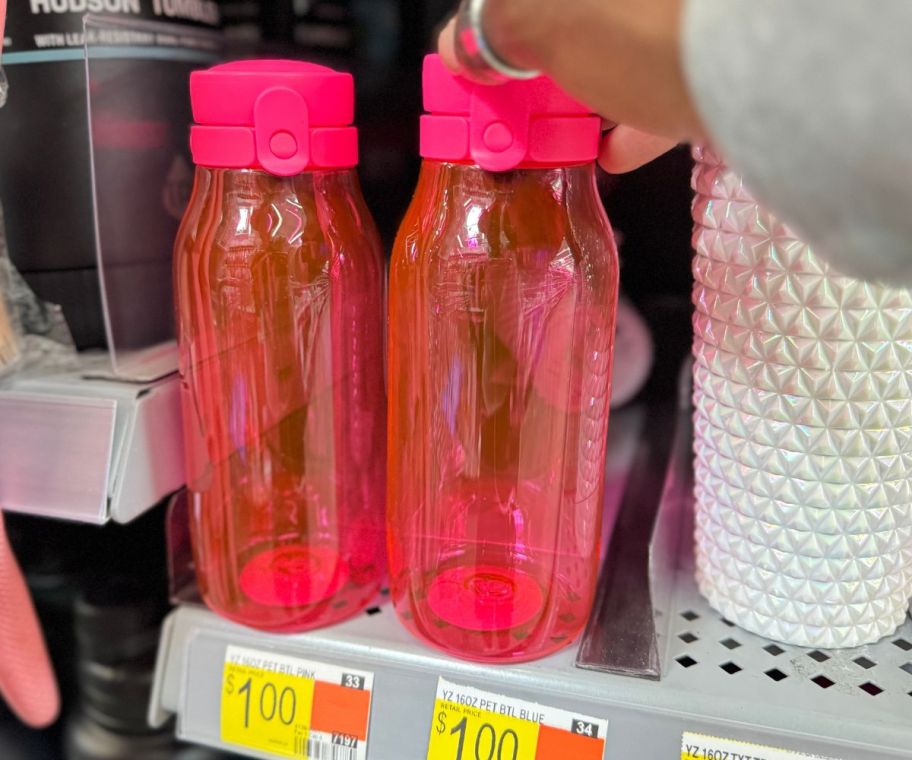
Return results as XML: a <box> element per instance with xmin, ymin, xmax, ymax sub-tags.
<box><xmin>174</xmin><ymin>167</ymin><xmax>386</xmax><ymax>632</ymax></box>
<box><xmin>388</xmin><ymin>161</ymin><xmax>619</xmax><ymax>662</ymax></box>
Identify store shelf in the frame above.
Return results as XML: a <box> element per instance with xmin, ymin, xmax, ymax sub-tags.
<box><xmin>150</xmin><ymin>392</ymin><xmax>912</xmax><ymax>760</ymax></box>
<box><xmin>151</xmin><ymin>577</ymin><xmax>912</xmax><ymax>760</ymax></box>
<box><xmin>0</xmin><ymin>363</ymin><xmax>183</xmax><ymax>524</ymax></box>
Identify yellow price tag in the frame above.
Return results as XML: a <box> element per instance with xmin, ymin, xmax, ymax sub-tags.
<box><xmin>221</xmin><ymin>656</ymin><xmax>315</xmax><ymax>758</ymax></box>
<box><xmin>427</xmin><ymin>679</ymin><xmax>607</xmax><ymax>760</ymax></box>
<box><xmin>220</xmin><ymin>645</ymin><xmax>374</xmax><ymax>760</ymax></box>
<box><xmin>428</xmin><ymin>699</ymin><xmax>539</xmax><ymax>760</ymax></box>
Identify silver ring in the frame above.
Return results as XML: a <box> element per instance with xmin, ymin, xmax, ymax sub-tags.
<box><xmin>454</xmin><ymin>0</ymin><xmax>541</xmax><ymax>84</ymax></box>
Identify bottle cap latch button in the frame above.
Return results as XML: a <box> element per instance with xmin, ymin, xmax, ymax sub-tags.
<box><xmin>254</xmin><ymin>87</ymin><xmax>310</xmax><ymax>176</ymax></box>
<box><xmin>469</xmin><ymin>91</ymin><xmax>531</xmax><ymax>171</ymax></box>
<box><xmin>483</xmin><ymin>122</ymin><xmax>513</xmax><ymax>153</ymax></box>
<box><xmin>269</xmin><ymin>131</ymin><xmax>298</xmax><ymax>159</ymax></box>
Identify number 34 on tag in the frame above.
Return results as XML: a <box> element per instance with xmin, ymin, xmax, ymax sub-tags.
<box><xmin>426</xmin><ymin>679</ymin><xmax>607</xmax><ymax>760</ymax></box>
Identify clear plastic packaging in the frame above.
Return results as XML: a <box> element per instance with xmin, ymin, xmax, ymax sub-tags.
<box><xmin>0</xmin><ymin>215</ymin><xmax>77</xmax><ymax>377</ymax></box>
<box><xmin>0</xmin><ymin>49</ymin><xmax>21</xmax><ymax>377</ymax></box>
<box><xmin>0</xmin><ymin>218</ymin><xmax>21</xmax><ymax>377</ymax></box>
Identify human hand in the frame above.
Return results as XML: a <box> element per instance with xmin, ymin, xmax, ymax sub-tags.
<box><xmin>438</xmin><ymin>1</ymin><xmax>696</xmax><ymax>173</ymax></box>
<box><xmin>438</xmin><ymin>16</ymin><xmax>677</xmax><ymax>173</ymax></box>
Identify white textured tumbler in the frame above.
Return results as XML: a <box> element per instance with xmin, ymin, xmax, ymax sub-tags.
<box><xmin>691</xmin><ymin>147</ymin><xmax>912</xmax><ymax>648</ymax></box>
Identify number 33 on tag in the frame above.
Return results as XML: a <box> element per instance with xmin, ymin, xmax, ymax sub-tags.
<box><xmin>426</xmin><ymin>678</ymin><xmax>607</xmax><ymax>760</ymax></box>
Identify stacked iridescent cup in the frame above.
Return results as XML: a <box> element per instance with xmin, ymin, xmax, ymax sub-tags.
<box><xmin>691</xmin><ymin>147</ymin><xmax>912</xmax><ymax>647</ymax></box>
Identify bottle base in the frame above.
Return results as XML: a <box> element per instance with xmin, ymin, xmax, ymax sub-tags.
<box><xmin>196</xmin><ymin>537</ymin><xmax>385</xmax><ymax>633</ymax></box>
<box><xmin>396</xmin><ymin>613</ymin><xmax>582</xmax><ymax>664</ymax></box>
<box><xmin>426</xmin><ymin>564</ymin><xmax>544</xmax><ymax>632</ymax></box>
<box><xmin>238</xmin><ymin>543</ymin><xmax>349</xmax><ymax>608</ymax></box>
<box><xmin>394</xmin><ymin>558</ymin><xmax>587</xmax><ymax>664</ymax></box>
<box><xmin>202</xmin><ymin>586</ymin><xmax>378</xmax><ymax>635</ymax></box>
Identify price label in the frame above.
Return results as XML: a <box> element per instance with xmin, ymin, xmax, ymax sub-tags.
<box><xmin>427</xmin><ymin>678</ymin><xmax>607</xmax><ymax>760</ymax></box>
<box><xmin>682</xmin><ymin>732</ymin><xmax>841</xmax><ymax>760</ymax></box>
<box><xmin>220</xmin><ymin>645</ymin><xmax>373</xmax><ymax>760</ymax></box>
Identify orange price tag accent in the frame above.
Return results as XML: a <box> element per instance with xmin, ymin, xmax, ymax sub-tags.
<box><xmin>221</xmin><ymin>645</ymin><xmax>373</xmax><ymax>759</ymax></box>
<box><xmin>427</xmin><ymin>678</ymin><xmax>607</xmax><ymax>760</ymax></box>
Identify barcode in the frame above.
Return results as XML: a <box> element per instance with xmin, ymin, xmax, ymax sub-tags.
<box><xmin>296</xmin><ymin>735</ymin><xmax>357</xmax><ymax>760</ymax></box>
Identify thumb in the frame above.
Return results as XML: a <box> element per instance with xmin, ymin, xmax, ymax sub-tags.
<box><xmin>437</xmin><ymin>17</ymin><xmax>461</xmax><ymax>73</ymax></box>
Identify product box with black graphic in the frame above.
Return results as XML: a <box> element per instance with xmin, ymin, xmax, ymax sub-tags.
<box><xmin>0</xmin><ymin>3</ymin><xmax>220</xmax><ymax>366</ymax></box>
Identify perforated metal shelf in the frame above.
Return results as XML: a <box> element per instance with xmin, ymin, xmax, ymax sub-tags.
<box><xmin>150</xmin><ymin>368</ymin><xmax>912</xmax><ymax>760</ymax></box>
<box><xmin>150</xmin><ymin>568</ymin><xmax>912</xmax><ymax>760</ymax></box>
<box><xmin>662</xmin><ymin>561</ymin><xmax>912</xmax><ymax>755</ymax></box>
<box><xmin>150</xmin><ymin>393</ymin><xmax>912</xmax><ymax>760</ymax></box>
<box><xmin>669</xmin><ymin>580</ymin><xmax>912</xmax><ymax>710</ymax></box>
<box><xmin>150</xmin><ymin>396</ymin><xmax>912</xmax><ymax>760</ymax></box>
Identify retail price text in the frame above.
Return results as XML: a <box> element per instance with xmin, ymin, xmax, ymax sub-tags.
<box><xmin>440</xmin><ymin>690</ymin><xmax>545</xmax><ymax>723</ymax></box>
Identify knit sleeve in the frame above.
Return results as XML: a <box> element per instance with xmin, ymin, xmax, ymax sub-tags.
<box><xmin>682</xmin><ymin>0</ymin><xmax>912</xmax><ymax>283</ymax></box>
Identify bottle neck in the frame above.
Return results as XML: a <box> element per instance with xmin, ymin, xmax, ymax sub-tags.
<box><xmin>193</xmin><ymin>166</ymin><xmax>361</xmax><ymax>193</ymax></box>
<box><xmin>182</xmin><ymin>166</ymin><xmax>375</xmax><ymax>255</ymax></box>
<box><xmin>414</xmin><ymin>160</ymin><xmax>603</xmax><ymax>220</ymax></box>
<box><xmin>403</xmin><ymin>161</ymin><xmax>610</xmax><ymax>264</ymax></box>
<box><xmin>420</xmin><ymin>159</ymin><xmax>596</xmax><ymax>182</ymax></box>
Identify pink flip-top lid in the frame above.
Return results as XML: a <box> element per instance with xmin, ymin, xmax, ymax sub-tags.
<box><xmin>421</xmin><ymin>54</ymin><xmax>600</xmax><ymax>172</ymax></box>
<box><xmin>189</xmin><ymin>60</ymin><xmax>358</xmax><ymax>176</ymax></box>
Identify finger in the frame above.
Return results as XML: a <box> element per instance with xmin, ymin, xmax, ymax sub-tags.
<box><xmin>598</xmin><ymin>125</ymin><xmax>678</xmax><ymax>174</ymax></box>
<box><xmin>437</xmin><ymin>17</ymin><xmax>460</xmax><ymax>73</ymax></box>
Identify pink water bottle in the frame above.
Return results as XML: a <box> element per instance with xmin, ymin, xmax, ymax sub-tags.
<box><xmin>174</xmin><ymin>61</ymin><xmax>386</xmax><ymax>632</ymax></box>
<box><xmin>387</xmin><ymin>55</ymin><xmax>619</xmax><ymax>662</ymax></box>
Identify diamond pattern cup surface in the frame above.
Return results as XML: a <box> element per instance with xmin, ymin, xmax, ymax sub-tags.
<box><xmin>692</xmin><ymin>147</ymin><xmax>912</xmax><ymax>647</ymax></box>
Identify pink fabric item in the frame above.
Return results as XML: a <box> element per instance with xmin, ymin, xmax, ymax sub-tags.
<box><xmin>421</xmin><ymin>54</ymin><xmax>601</xmax><ymax>171</ymax></box>
<box><xmin>0</xmin><ymin>512</ymin><xmax>59</xmax><ymax>728</ymax></box>
<box><xmin>189</xmin><ymin>60</ymin><xmax>358</xmax><ymax>175</ymax></box>
<box><xmin>0</xmin><ymin>0</ymin><xmax>5</xmax><ymax>56</ymax></box>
